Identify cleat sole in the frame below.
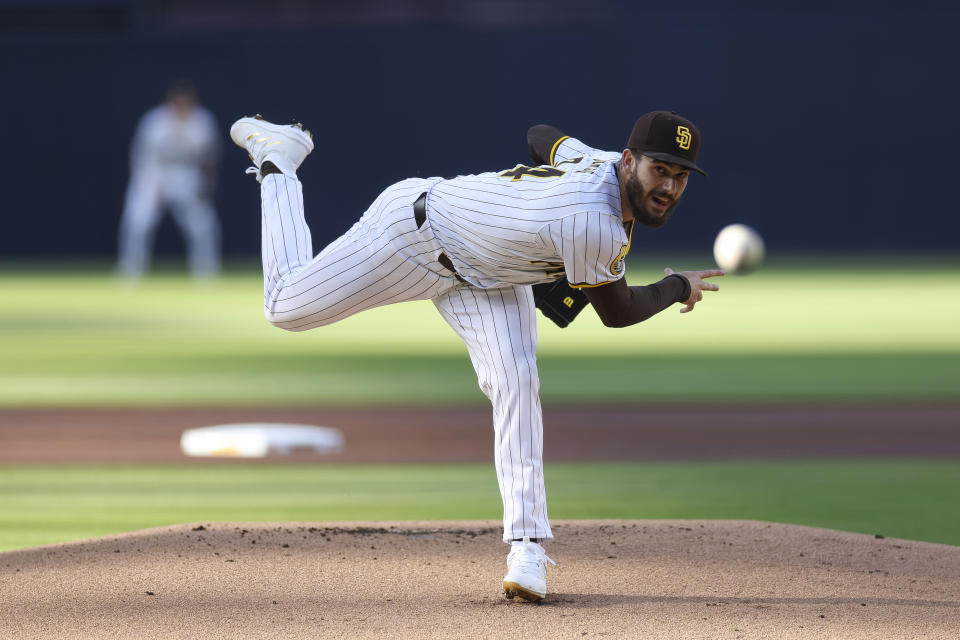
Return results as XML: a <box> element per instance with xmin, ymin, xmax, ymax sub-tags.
<box><xmin>503</xmin><ymin>581</ymin><xmax>544</xmax><ymax>602</ymax></box>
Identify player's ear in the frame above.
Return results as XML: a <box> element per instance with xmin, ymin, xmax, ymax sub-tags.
<box><xmin>622</xmin><ymin>148</ymin><xmax>638</xmax><ymax>172</ymax></box>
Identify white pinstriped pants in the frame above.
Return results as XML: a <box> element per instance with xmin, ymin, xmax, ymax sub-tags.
<box><xmin>118</xmin><ymin>172</ymin><xmax>220</xmax><ymax>278</ymax></box>
<box><xmin>260</xmin><ymin>173</ymin><xmax>552</xmax><ymax>542</ymax></box>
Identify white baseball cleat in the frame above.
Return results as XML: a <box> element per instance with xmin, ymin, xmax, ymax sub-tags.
<box><xmin>502</xmin><ymin>537</ymin><xmax>557</xmax><ymax>602</ymax></box>
<box><xmin>230</xmin><ymin>115</ymin><xmax>314</xmax><ymax>181</ymax></box>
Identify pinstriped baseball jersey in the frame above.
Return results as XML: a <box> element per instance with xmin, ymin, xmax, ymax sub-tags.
<box><xmin>550</xmin><ymin>135</ymin><xmax>602</xmax><ymax>166</ymax></box>
<box><xmin>425</xmin><ymin>140</ymin><xmax>631</xmax><ymax>289</ymax></box>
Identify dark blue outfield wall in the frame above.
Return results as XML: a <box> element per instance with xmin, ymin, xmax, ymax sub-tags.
<box><xmin>1</xmin><ymin>4</ymin><xmax>959</xmax><ymax>259</ymax></box>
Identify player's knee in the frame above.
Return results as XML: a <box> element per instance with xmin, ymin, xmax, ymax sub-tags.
<box><xmin>263</xmin><ymin>306</ymin><xmax>338</xmax><ymax>332</ymax></box>
<box><xmin>263</xmin><ymin>312</ymin><xmax>313</xmax><ymax>332</ymax></box>
<box><xmin>263</xmin><ymin>307</ymin><xmax>308</xmax><ymax>331</ymax></box>
<box><xmin>263</xmin><ymin>286</ymin><xmax>311</xmax><ymax>331</ymax></box>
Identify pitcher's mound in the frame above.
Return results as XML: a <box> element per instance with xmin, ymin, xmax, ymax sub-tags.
<box><xmin>2</xmin><ymin>520</ymin><xmax>958</xmax><ymax>639</ymax></box>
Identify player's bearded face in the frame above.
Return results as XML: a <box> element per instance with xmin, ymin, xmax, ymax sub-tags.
<box><xmin>625</xmin><ymin>157</ymin><xmax>684</xmax><ymax>228</ymax></box>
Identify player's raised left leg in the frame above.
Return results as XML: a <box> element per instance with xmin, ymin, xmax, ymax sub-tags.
<box><xmin>231</xmin><ymin>115</ymin><xmax>457</xmax><ymax>331</ymax></box>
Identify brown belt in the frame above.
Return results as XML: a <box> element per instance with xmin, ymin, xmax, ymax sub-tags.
<box><xmin>413</xmin><ymin>192</ymin><xmax>463</xmax><ymax>281</ymax></box>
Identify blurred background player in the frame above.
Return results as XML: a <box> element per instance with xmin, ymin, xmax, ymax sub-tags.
<box><xmin>117</xmin><ymin>79</ymin><xmax>222</xmax><ymax>280</ymax></box>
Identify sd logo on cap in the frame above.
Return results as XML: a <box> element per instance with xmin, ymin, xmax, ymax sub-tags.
<box><xmin>627</xmin><ymin>111</ymin><xmax>706</xmax><ymax>176</ymax></box>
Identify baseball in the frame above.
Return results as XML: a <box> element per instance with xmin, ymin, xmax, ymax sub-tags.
<box><xmin>713</xmin><ymin>224</ymin><xmax>765</xmax><ymax>274</ymax></box>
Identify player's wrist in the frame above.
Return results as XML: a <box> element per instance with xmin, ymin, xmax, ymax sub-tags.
<box><xmin>662</xmin><ymin>273</ymin><xmax>691</xmax><ymax>302</ymax></box>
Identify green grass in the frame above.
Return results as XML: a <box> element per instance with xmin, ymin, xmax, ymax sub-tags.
<box><xmin>1</xmin><ymin>258</ymin><xmax>955</xmax><ymax>555</ymax></box>
<box><xmin>0</xmin><ymin>460</ymin><xmax>957</xmax><ymax>551</ymax></box>
<box><xmin>0</xmin><ymin>255</ymin><xmax>958</xmax><ymax>406</ymax></box>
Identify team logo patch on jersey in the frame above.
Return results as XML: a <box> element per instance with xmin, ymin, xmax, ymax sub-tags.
<box><xmin>610</xmin><ymin>244</ymin><xmax>629</xmax><ymax>277</ymax></box>
<box><xmin>676</xmin><ymin>126</ymin><xmax>692</xmax><ymax>151</ymax></box>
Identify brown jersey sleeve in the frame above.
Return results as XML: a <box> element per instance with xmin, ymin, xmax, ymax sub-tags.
<box><xmin>583</xmin><ymin>274</ymin><xmax>691</xmax><ymax>328</ymax></box>
<box><xmin>527</xmin><ymin>124</ymin><xmax>569</xmax><ymax>166</ymax></box>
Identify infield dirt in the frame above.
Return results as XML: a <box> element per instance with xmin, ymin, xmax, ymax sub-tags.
<box><xmin>2</xmin><ymin>520</ymin><xmax>958</xmax><ymax>639</ymax></box>
<box><xmin>2</xmin><ymin>404</ymin><xmax>959</xmax><ymax>463</ymax></box>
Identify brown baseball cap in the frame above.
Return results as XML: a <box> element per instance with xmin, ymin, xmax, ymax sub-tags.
<box><xmin>627</xmin><ymin>111</ymin><xmax>707</xmax><ymax>176</ymax></box>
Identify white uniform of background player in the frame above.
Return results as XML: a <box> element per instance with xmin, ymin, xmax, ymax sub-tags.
<box><xmin>230</xmin><ymin>112</ymin><xmax>719</xmax><ymax>601</ymax></box>
<box><xmin>118</xmin><ymin>81</ymin><xmax>221</xmax><ymax>279</ymax></box>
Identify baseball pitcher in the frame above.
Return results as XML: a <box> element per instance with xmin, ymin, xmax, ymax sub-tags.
<box><xmin>230</xmin><ymin>110</ymin><xmax>723</xmax><ymax>602</ymax></box>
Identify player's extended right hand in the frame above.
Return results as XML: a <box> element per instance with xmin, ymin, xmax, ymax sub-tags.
<box><xmin>664</xmin><ymin>267</ymin><xmax>725</xmax><ymax>313</ymax></box>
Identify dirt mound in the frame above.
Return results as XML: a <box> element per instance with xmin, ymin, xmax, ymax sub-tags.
<box><xmin>1</xmin><ymin>520</ymin><xmax>958</xmax><ymax>639</ymax></box>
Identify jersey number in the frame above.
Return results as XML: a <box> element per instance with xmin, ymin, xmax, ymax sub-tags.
<box><xmin>499</xmin><ymin>165</ymin><xmax>566</xmax><ymax>181</ymax></box>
